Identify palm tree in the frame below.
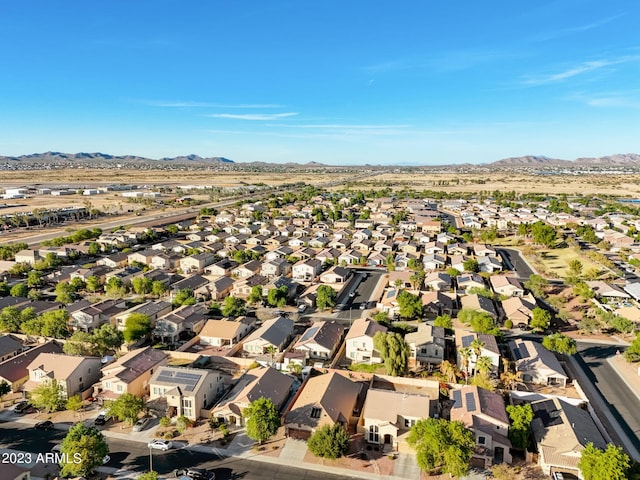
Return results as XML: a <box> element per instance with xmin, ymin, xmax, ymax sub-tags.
<box><xmin>500</xmin><ymin>369</ymin><xmax>523</xmax><ymax>390</ymax></box>
<box><xmin>265</xmin><ymin>345</ymin><xmax>278</xmax><ymax>367</ymax></box>
<box><xmin>440</xmin><ymin>360</ymin><xmax>458</xmax><ymax>384</ymax></box>
<box><xmin>475</xmin><ymin>356</ymin><xmax>493</xmax><ymax>376</ymax></box>
<box><xmin>459</xmin><ymin>347</ymin><xmax>473</xmax><ymax>384</ymax></box>
<box><xmin>469</xmin><ymin>338</ymin><xmax>485</xmax><ymax>375</ymax></box>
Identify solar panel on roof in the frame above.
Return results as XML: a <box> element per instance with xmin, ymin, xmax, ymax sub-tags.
<box><xmin>452</xmin><ymin>390</ymin><xmax>462</xmax><ymax>408</ymax></box>
<box><xmin>462</xmin><ymin>335</ymin><xmax>474</xmax><ymax>348</ymax></box>
<box><xmin>465</xmin><ymin>392</ymin><xmax>476</xmax><ymax>412</ymax></box>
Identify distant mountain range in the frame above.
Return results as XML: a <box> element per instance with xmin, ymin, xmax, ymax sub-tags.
<box><xmin>2</xmin><ymin>151</ymin><xmax>640</xmax><ymax>168</ymax></box>
<box><xmin>490</xmin><ymin>153</ymin><xmax>640</xmax><ymax>167</ymax></box>
<box><xmin>0</xmin><ymin>151</ymin><xmax>234</xmax><ymax>164</ymax></box>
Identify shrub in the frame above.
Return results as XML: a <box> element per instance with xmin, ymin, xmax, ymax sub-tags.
<box><xmin>159</xmin><ymin>416</ymin><xmax>171</xmax><ymax>427</ymax></box>
<box><xmin>504</xmin><ymin>319</ymin><xmax>513</xmax><ymax>329</ymax></box>
<box><xmin>164</xmin><ymin>431</ymin><xmax>175</xmax><ymax>440</ymax></box>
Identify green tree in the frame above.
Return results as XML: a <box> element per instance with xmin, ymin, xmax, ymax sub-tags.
<box><xmin>578</xmin><ymin>442</ymin><xmax>630</xmax><ymax>480</ymax></box>
<box><xmin>123</xmin><ymin>313</ymin><xmax>152</xmax><ymax>343</ymax></box>
<box><xmin>373</xmin><ymin>331</ymin><xmax>410</xmax><ymax>376</ymax></box>
<box><xmin>530</xmin><ymin>307</ymin><xmax>551</xmax><ymax>332</ymax></box>
<box><xmin>0</xmin><ymin>282</ymin><xmax>9</xmax><ymax>296</ymax></box>
<box><xmin>0</xmin><ymin>380</ymin><xmax>11</xmax><ymax>401</ymax></box>
<box><xmin>63</xmin><ymin>331</ymin><xmax>96</xmax><ymax>356</ymax></box>
<box><xmin>27</xmin><ymin>270</ymin><xmax>43</xmax><ymax>288</ymax></box>
<box><xmin>316</xmin><ymin>284</ymin><xmax>337</xmax><ymax>310</ymax></box>
<box><xmin>267</xmin><ymin>285</ymin><xmax>289</xmax><ymax>307</ymax></box>
<box><xmin>531</xmin><ymin>221</ymin><xmax>557</xmax><ymax>248</ymax></box>
<box><xmin>172</xmin><ymin>288</ymin><xmax>197</xmax><ymax>307</ymax></box>
<box><xmin>506</xmin><ymin>403</ymin><xmax>533</xmax><ymax>450</ymax></box>
<box><xmin>524</xmin><ymin>274</ymin><xmax>548</xmax><ymax>298</ymax></box>
<box><xmin>60</xmin><ymin>423</ymin><xmax>110</xmax><ymax>478</ymax></box>
<box><xmin>248</xmin><ymin>285</ymin><xmax>263</xmax><ymax>305</ymax></box>
<box><xmin>151</xmin><ymin>280</ymin><xmax>168</xmax><ymax>297</ymax></box>
<box><xmin>243</xmin><ymin>397</ymin><xmax>280</xmax><ymax>445</ymax></box>
<box><xmin>624</xmin><ymin>333</ymin><xmax>640</xmax><ymax>362</ymax></box>
<box><xmin>221</xmin><ymin>295</ymin><xmax>246</xmax><ymax>317</ymax></box>
<box><xmin>66</xmin><ymin>395</ymin><xmax>83</xmax><ymax>413</ymax></box>
<box><xmin>0</xmin><ymin>306</ymin><xmax>26</xmax><ymax>332</ymax></box>
<box><xmin>407</xmin><ymin>418</ymin><xmax>475</xmax><ymax>477</ymax></box>
<box><xmin>542</xmin><ymin>333</ymin><xmax>577</xmax><ymax>355</ymax></box>
<box><xmin>573</xmin><ymin>282</ymin><xmax>595</xmax><ymax>300</ymax></box>
<box><xmin>86</xmin><ymin>275</ymin><xmax>102</xmax><ymax>293</ymax></box>
<box><xmin>105</xmin><ymin>277</ymin><xmax>127</xmax><ymax>297</ymax></box>
<box><xmin>55</xmin><ymin>281</ymin><xmax>76</xmax><ymax>304</ymax></box>
<box><xmin>463</xmin><ymin>258</ymin><xmax>479</xmax><ymax>273</ymax></box>
<box><xmin>434</xmin><ymin>314</ymin><xmax>452</xmax><ymax>329</ymax></box>
<box><xmin>373</xmin><ymin>310</ymin><xmax>389</xmax><ymax>323</ymax></box>
<box><xmin>106</xmin><ymin>393</ymin><xmax>144</xmax><ymax>425</ymax></box>
<box><xmin>446</xmin><ymin>267</ymin><xmax>461</xmax><ymax>277</ymax></box>
<box><xmin>307</xmin><ymin>424</ymin><xmax>350</xmax><ymax>459</ymax></box>
<box><xmin>132</xmin><ymin>277</ymin><xmax>153</xmax><ymax>295</ymax></box>
<box><xmin>30</xmin><ymin>379</ymin><xmax>66</xmax><ymax>413</ymax></box>
<box><xmin>397</xmin><ymin>290</ymin><xmax>423</xmax><ymax>319</ymax></box>
<box><xmin>458</xmin><ymin>308</ymin><xmax>498</xmax><ymax>334</ymax></box>
<box><xmin>138</xmin><ymin>472</ymin><xmax>159</xmax><ymax>480</ymax></box>
<box><xmin>92</xmin><ymin>323</ymin><xmax>124</xmax><ymax>355</ymax></box>
<box><xmin>39</xmin><ymin>309</ymin><xmax>70</xmax><ymax>338</ymax></box>
<box><xmin>10</xmin><ymin>283</ymin><xmax>28</xmax><ymax>297</ymax></box>
<box><xmin>569</xmin><ymin>259</ymin><xmax>583</xmax><ymax>276</ymax></box>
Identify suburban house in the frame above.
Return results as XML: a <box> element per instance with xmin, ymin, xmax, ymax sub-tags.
<box><xmin>455</xmin><ymin>331</ymin><xmax>501</xmax><ymax>376</ymax></box>
<box><xmin>319</xmin><ymin>265</ymin><xmax>352</xmax><ymax>284</ymax></box>
<box><xmin>152</xmin><ymin>304</ymin><xmax>208</xmax><ymax>344</ymax></box>
<box><xmin>194</xmin><ymin>276</ymin><xmax>235</xmax><ymax>301</ymax></box>
<box><xmin>530</xmin><ymin>397</ymin><xmax>607</xmax><ymax>478</ymax></box>
<box><xmin>361</xmin><ymin>377</ymin><xmax>439</xmax><ymax>452</ymax></box>
<box><xmin>292</xmin><ymin>258</ymin><xmax>323</xmax><ymax>282</ymax></box>
<box><xmin>260</xmin><ymin>258</ymin><xmax>292</xmax><ymax>279</ymax></box>
<box><xmin>405</xmin><ymin>324</ymin><xmax>446</xmax><ymax>368</ymax></box>
<box><xmin>204</xmin><ymin>258</ymin><xmax>238</xmax><ymax>277</ymax></box>
<box><xmin>23</xmin><ymin>353</ymin><xmax>102</xmax><ymax>399</ymax></box>
<box><xmin>94</xmin><ymin>346</ymin><xmax>168</xmax><ymax>400</ymax></box>
<box><xmin>69</xmin><ymin>299</ymin><xmax>127</xmax><ymax>333</ymax></box>
<box><xmin>489</xmin><ymin>275</ymin><xmax>525</xmax><ymax>297</ymax></box>
<box><xmin>179</xmin><ymin>252</ymin><xmax>217</xmax><ymax>274</ymax></box>
<box><xmin>508</xmin><ymin>339</ymin><xmax>568</xmax><ymax>388</ymax></box>
<box><xmin>284</xmin><ymin>371</ymin><xmax>362</xmax><ymax>440</ymax></box>
<box><xmin>0</xmin><ymin>334</ymin><xmax>24</xmax><ymax>363</ymax></box>
<box><xmin>460</xmin><ymin>294</ymin><xmax>498</xmax><ymax>320</ymax></box>
<box><xmin>199</xmin><ymin>318</ymin><xmax>255</xmax><ymax>348</ymax></box>
<box><xmin>242</xmin><ymin>316</ymin><xmax>294</xmax><ymax>356</ymax></box>
<box><xmin>0</xmin><ymin>341</ymin><xmax>64</xmax><ymax>392</ymax></box>
<box><xmin>149</xmin><ymin>366</ymin><xmax>225</xmax><ymax>420</ymax></box>
<box><xmin>450</xmin><ymin>385</ymin><xmax>512</xmax><ymax>467</ymax></box>
<box><xmin>211</xmin><ymin>367</ymin><xmax>294</xmax><ymax>426</ymax></box>
<box><xmin>345</xmin><ymin>317</ymin><xmax>387</xmax><ymax>364</ymax></box>
<box><xmin>113</xmin><ymin>301</ymin><xmax>173</xmax><ymax>332</ymax></box>
<box><xmin>456</xmin><ymin>273</ymin><xmax>486</xmax><ymax>293</ymax></box>
<box><xmin>423</xmin><ymin>271</ymin><xmax>451</xmax><ymax>291</ymax></box>
<box><xmin>292</xmin><ymin>321</ymin><xmax>345</xmax><ymax>361</ymax></box>
<box><xmin>421</xmin><ymin>291</ymin><xmax>457</xmax><ymax>317</ymax></box>
<box><xmin>501</xmin><ymin>295</ymin><xmax>537</xmax><ymax>326</ymax></box>
<box><xmin>477</xmin><ymin>255</ymin><xmax>503</xmax><ymax>273</ymax></box>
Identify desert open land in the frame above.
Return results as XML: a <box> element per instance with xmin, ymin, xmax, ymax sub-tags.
<box><xmin>345</xmin><ymin>172</ymin><xmax>640</xmax><ymax>197</ymax></box>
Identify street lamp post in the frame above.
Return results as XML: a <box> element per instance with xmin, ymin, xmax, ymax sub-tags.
<box><xmin>149</xmin><ymin>446</ymin><xmax>153</xmax><ymax>473</ymax></box>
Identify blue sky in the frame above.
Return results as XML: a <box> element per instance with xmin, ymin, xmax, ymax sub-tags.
<box><xmin>1</xmin><ymin>1</ymin><xmax>639</xmax><ymax>165</ymax></box>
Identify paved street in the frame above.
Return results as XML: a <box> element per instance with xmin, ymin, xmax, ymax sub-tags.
<box><xmin>575</xmin><ymin>342</ymin><xmax>640</xmax><ymax>452</ymax></box>
<box><xmin>0</xmin><ymin>420</ymin><xmax>344</xmax><ymax>480</ymax></box>
<box><xmin>495</xmin><ymin>247</ymin><xmax>535</xmax><ymax>280</ymax></box>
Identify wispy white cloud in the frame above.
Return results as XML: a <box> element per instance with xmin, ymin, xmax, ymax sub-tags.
<box><xmin>266</xmin><ymin>123</ymin><xmax>412</xmax><ymax>130</ymax></box>
<box><xmin>535</xmin><ymin>13</ymin><xmax>626</xmax><ymax>41</ymax></box>
<box><xmin>143</xmin><ymin>100</ymin><xmax>284</xmax><ymax>109</ymax></box>
<box><xmin>206</xmin><ymin>112</ymin><xmax>299</xmax><ymax>121</ymax></box>
<box><xmin>520</xmin><ymin>54</ymin><xmax>640</xmax><ymax>86</ymax></box>
<box><xmin>573</xmin><ymin>90</ymin><xmax>640</xmax><ymax>109</ymax></box>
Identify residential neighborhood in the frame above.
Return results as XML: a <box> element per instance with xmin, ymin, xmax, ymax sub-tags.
<box><xmin>2</xmin><ymin>186</ymin><xmax>640</xmax><ymax>480</ymax></box>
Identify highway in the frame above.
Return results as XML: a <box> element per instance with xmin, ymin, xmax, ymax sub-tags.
<box><xmin>0</xmin><ymin>420</ymin><xmax>343</xmax><ymax>480</ymax></box>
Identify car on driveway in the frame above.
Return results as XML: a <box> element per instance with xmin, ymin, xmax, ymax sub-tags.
<box><xmin>132</xmin><ymin>416</ymin><xmax>151</xmax><ymax>432</ymax></box>
<box><xmin>14</xmin><ymin>401</ymin><xmax>33</xmax><ymax>414</ymax></box>
<box><xmin>174</xmin><ymin>467</ymin><xmax>215</xmax><ymax>480</ymax></box>
<box><xmin>35</xmin><ymin>420</ymin><xmax>54</xmax><ymax>430</ymax></box>
<box><xmin>94</xmin><ymin>410</ymin><xmax>111</xmax><ymax>425</ymax></box>
<box><xmin>148</xmin><ymin>439</ymin><xmax>173</xmax><ymax>451</ymax></box>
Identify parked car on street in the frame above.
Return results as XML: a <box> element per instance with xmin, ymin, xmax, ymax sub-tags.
<box><xmin>14</xmin><ymin>401</ymin><xmax>33</xmax><ymax>414</ymax></box>
<box><xmin>34</xmin><ymin>420</ymin><xmax>54</xmax><ymax>430</ymax></box>
<box><xmin>174</xmin><ymin>467</ymin><xmax>215</xmax><ymax>480</ymax></box>
<box><xmin>148</xmin><ymin>439</ymin><xmax>173</xmax><ymax>451</ymax></box>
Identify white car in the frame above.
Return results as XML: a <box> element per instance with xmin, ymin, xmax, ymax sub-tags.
<box><xmin>148</xmin><ymin>439</ymin><xmax>173</xmax><ymax>451</ymax></box>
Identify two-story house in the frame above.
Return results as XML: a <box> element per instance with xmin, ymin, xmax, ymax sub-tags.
<box><xmin>345</xmin><ymin>317</ymin><xmax>387</xmax><ymax>364</ymax></box>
